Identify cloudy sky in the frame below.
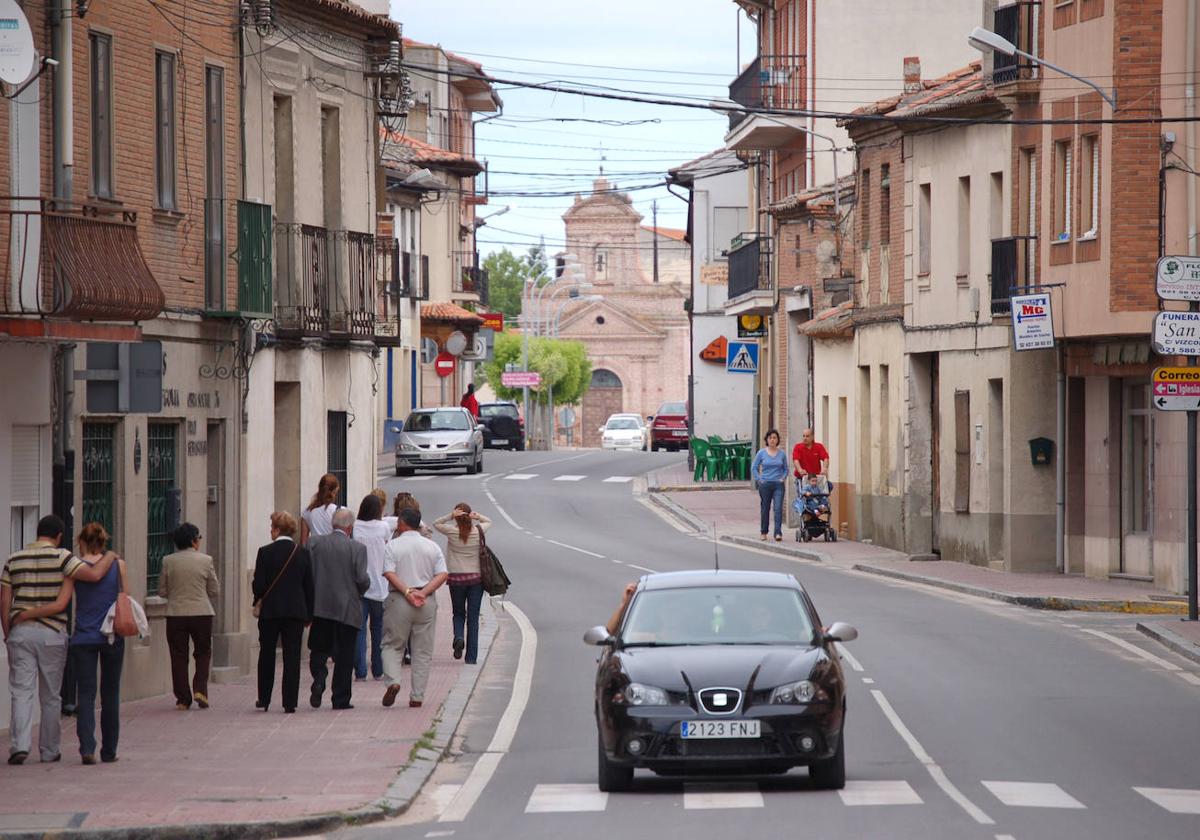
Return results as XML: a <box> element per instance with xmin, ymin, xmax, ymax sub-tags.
<box><xmin>390</xmin><ymin>0</ymin><xmax>755</xmax><ymax>258</ymax></box>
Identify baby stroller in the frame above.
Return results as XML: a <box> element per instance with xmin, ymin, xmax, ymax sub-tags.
<box><xmin>793</xmin><ymin>475</ymin><xmax>836</xmax><ymax>543</ymax></box>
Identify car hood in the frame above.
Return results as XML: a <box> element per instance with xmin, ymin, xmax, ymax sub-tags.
<box><xmin>614</xmin><ymin>644</ymin><xmax>830</xmax><ymax>691</ymax></box>
<box><xmin>400</xmin><ymin>430</ymin><xmax>473</xmax><ymax>446</ymax></box>
<box><xmin>605</xmin><ymin>428</ymin><xmax>642</xmax><ymax>437</ymax></box>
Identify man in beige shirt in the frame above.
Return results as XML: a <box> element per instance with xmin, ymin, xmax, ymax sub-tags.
<box><xmin>158</xmin><ymin>523</ymin><xmax>219</xmax><ymax>710</ymax></box>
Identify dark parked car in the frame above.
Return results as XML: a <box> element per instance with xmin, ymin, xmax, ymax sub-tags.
<box><xmin>479</xmin><ymin>401</ymin><xmax>525</xmax><ymax>450</ymax></box>
<box><xmin>649</xmin><ymin>401</ymin><xmax>689</xmax><ymax>451</ymax></box>
<box><xmin>584</xmin><ymin>570</ymin><xmax>857</xmax><ymax>792</ymax></box>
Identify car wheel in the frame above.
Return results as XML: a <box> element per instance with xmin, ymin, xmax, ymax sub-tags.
<box><xmin>809</xmin><ymin>730</ymin><xmax>845</xmax><ymax>790</ymax></box>
<box><xmin>597</xmin><ymin>736</ymin><xmax>633</xmax><ymax>793</ymax></box>
<box><xmin>466</xmin><ymin>456</ymin><xmax>478</xmax><ymax>475</ymax></box>
<box><xmin>396</xmin><ymin>467</ymin><xmax>414</xmax><ymax>477</ymax></box>
<box><xmin>477</xmin><ymin>452</ymin><xmax>484</xmax><ymax>473</ymax></box>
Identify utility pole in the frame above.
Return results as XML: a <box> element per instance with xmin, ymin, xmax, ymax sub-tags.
<box><xmin>652</xmin><ymin>200</ymin><xmax>660</xmax><ymax>284</ymax></box>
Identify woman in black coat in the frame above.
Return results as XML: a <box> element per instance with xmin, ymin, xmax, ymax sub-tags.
<box><xmin>253</xmin><ymin>511</ymin><xmax>314</xmax><ymax>713</ymax></box>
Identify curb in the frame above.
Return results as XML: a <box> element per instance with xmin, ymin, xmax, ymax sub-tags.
<box><xmin>6</xmin><ymin>602</ymin><xmax>504</xmax><ymax>840</ymax></box>
<box><xmin>1136</xmin><ymin>620</ymin><xmax>1200</xmax><ymax>667</ymax></box>
<box><xmin>853</xmin><ymin>564</ymin><xmax>1189</xmax><ymax>615</ymax></box>
<box><xmin>647</xmin><ymin>482</ymin><xmax>752</xmax><ymax>493</ymax></box>
<box><xmin>646</xmin><ymin>490</ymin><xmax>707</xmax><ymax>533</ymax></box>
<box><xmin>720</xmin><ymin>534</ymin><xmax>830</xmax><ymax>564</ymax></box>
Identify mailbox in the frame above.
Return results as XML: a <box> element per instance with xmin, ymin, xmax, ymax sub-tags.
<box><xmin>1029</xmin><ymin>437</ymin><xmax>1054</xmax><ymax>466</ymax></box>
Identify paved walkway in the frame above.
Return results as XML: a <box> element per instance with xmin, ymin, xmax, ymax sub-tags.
<box><xmin>0</xmin><ymin>590</ymin><xmax>497</xmax><ymax>838</ymax></box>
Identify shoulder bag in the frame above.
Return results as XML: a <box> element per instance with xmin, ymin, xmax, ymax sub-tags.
<box><xmin>253</xmin><ymin>543</ymin><xmax>299</xmax><ymax>618</ymax></box>
<box><xmin>113</xmin><ymin>558</ymin><xmax>138</xmax><ymax>638</ymax></box>
<box><xmin>477</xmin><ymin>526</ymin><xmax>511</xmax><ymax>597</ymax></box>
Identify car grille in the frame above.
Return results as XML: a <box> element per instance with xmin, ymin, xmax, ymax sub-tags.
<box><xmin>658</xmin><ymin>736</ymin><xmax>782</xmax><ymax>758</ymax></box>
<box><xmin>698</xmin><ymin>687</ymin><xmax>742</xmax><ymax>715</ymax></box>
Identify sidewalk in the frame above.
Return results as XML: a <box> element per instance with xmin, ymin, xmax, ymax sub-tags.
<box><xmin>647</xmin><ymin>461</ymin><xmax>1192</xmax><ymax>618</ymax></box>
<box><xmin>0</xmin><ymin>590</ymin><xmax>498</xmax><ymax>839</ymax></box>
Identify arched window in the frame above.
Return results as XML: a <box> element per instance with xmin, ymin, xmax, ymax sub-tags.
<box><xmin>591</xmin><ymin>369</ymin><xmax>622</xmax><ymax>389</ymax></box>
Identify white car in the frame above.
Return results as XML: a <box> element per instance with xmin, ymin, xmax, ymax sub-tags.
<box><xmin>600</xmin><ymin>414</ymin><xmax>647</xmax><ymax>451</ymax></box>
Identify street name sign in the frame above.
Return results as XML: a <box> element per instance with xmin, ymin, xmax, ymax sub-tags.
<box><xmin>726</xmin><ymin>340</ymin><xmax>759</xmax><ymax>374</ymax></box>
<box><xmin>1010</xmin><ymin>292</ymin><xmax>1055</xmax><ymax>351</ymax></box>
<box><xmin>1156</xmin><ymin>255</ymin><xmax>1200</xmax><ymax>302</ymax></box>
<box><xmin>1152</xmin><ymin>311</ymin><xmax>1200</xmax><ymax>356</ymax></box>
<box><xmin>1152</xmin><ymin>367</ymin><xmax>1200</xmax><ymax>411</ymax></box>
<box><xmin>501</xmin><ymin>371</ymin><xmax>541</xmax><ymax>388</ymax></box>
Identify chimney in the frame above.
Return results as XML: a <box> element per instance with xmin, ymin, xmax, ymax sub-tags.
<box><xmin>903</xmin><ymin>56</ymin><xmax>922</xmax><ymax>94</ymax></box>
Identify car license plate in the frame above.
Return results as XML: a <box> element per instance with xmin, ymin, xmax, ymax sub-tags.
<box><xmin>492</xmin><ymin>439</ymin><xmax>508</xmax><ymax>446</ymax></box>
<box><xmin>680</xmin><ymin>720</ymin><xmax>760</xmax><ymax>739</ymax></box>
<box><xmin>672</xmin><ymin>430</ymin><xmax>688</xmax><ymax>436</ymax></box>
<box><xmin>420</xmin><ymin>452</ymin><xmax>443</xmax><ymax>460</ymax></box>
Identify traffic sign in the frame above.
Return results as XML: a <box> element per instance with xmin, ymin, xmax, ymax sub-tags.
<box><xmin>1152</xmin><ymin>311</ymin><xmax>1200</xmax><ymax>356</ymax></box>
<box><xmin>434</xmin><ymin>351</ymin><xmax>456</xmax><ymax>378</ymax></box>
<box><xmin>737</xmin><ymin>314</ymin><xmax>767</xmax><ymax>338</ymax></box>
<box><xmin>1156</xmin><ymin>256</ymin><xmax>1200</xmax><ymax>302</ymax></box>
<box><xmin>1010</xmin><ymin>292</ymin><xmax>1055</xmax><ymax>351</ymax></box>
<box><xmin>1152</xmin><ymin>366</ymin><xmax>1200</xmax><ymax>411</ymax></box>
<box><xmin>480</xmin><ymin>311</ymin><xmax>504</xmax><ymax>332</ymax></box>
<box><xmin>460</xmin><ymin>327</ymin><xmax>494</xmax><ymax>361</ymax></box>
<box><xmin>726</xmin><ymin>340</ymin><xmax>759</xmax><ymax>374</ymax></box>
<box><xmin>501</xmin><ymin>371</ymin><xmax>541</xmax><ymax>388</ymax></box>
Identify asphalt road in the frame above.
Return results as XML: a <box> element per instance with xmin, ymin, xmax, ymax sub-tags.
<box><xmin>330</xmin><ymin>448</ymin><xmax>1200</xmax><ymax>840</ymax></box>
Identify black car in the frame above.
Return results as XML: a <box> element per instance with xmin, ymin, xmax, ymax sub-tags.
<box><xmin>584</xmin><ymin>570</ymin><xmax>858</xmax><ymax>792</ymax></box>
<box><xmin>478</xmin><ymin>401</ymin><xmax>525</xmax><ymax>450</ymax></box>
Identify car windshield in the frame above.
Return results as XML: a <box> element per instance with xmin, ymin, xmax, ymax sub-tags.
<box><xmin>480</xmin><ymin>404</ymin><xmax>518</xmax><ymax>419</ymax></box>
<box><xmin>622</xmin><ymin>586</ymin><xmax>816</xmax><ymax>646</ymax></box>
<box><xmin>406</xmin><ymin>410</ymin><xmax>470</xmax><ymax>432</ymax></box>
<box><xmin>657</xmin><ymin>402</ymin><xmax>687</xmax><ymax>415</ymax></box>
<box><xmin>607</xmin><ymin>418</ymin><xmax>640</xmax><ymax>430</ymax></box>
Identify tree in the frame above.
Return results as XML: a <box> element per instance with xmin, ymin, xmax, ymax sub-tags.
<box><xmin>480</xmin><ymin>245</ymin><xmax>552</xmax><ymax>321</ymax></box>
<box><xmin>481</xmin><ymin>332</ymin><xmax>592</xmax><ymax>407</ymax></box>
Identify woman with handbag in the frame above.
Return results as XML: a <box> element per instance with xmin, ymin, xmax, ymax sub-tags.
<box><xmin>432</xmin><ymin>503</ymin><xmax>491</xmax><ymax>665</ymax></box>
<box><xmin>252</xmin><ymin>512</ymin><xmax>314</xmax><ymax>713</ymax></box>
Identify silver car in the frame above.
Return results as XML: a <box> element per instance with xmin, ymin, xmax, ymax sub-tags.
<box><xmin>600</xmin><ymin>414</ymin><xmax>648</xmax><ymax>451</ymax></box>
<box><xmin>395</xmin><ymin>407</ymin><xmax>485</xmax><ymax>476</ymax></box>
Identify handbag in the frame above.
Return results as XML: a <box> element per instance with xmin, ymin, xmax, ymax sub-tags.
<box><xmin>477</xmin><ymin>525</ymin><xmax>511</xmax><ymax>597</ymax></box>
<box><xmin>113</xmin><ymin>560</ymin><xmax>137</xmax><ymax>638</ymax></box>
<box><xmin>253</xmin><ymin>543</ymin><xmax>299</xmax><ymax>618</ymax></box>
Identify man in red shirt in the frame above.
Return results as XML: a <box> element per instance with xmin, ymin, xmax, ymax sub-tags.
<box><xmin>791</xmin><ymin>428</ymin><xmax>830</xmax><ymax>478</ymax></box>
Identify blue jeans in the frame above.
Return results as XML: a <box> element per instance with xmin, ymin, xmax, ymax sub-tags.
<box><xmin>355</xmin><ymin>598</ymin><xmax>385</xmax><ymax>679</ymax></box>
<box><xmin>70</xmin><ymin>640</ymin><xmax>124</xmax><ymax>760</ymax></box>
<box><xmin>449</xmin><ymin>583</ymin><xmax>484</xmax><ymax>664</ymax></box>
<box><xmin>758</xmin><ymin>479</ymin><xmax>785</xmax><ymax>537</ymax></box>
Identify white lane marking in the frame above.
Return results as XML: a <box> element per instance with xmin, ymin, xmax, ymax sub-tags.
<box><xmin>982</xmin><ymin>781</ymin><xmax>1085</xmax><ymax>809</ymax></box>
<box><xmin>1134</xmin><ymin>786</ymin><xmax>1200</xmax><ymax>814</ymax></box>
<box><xmin>682</xmin><ymin>784</ymin><xmax>763</xmax><ymax>810</ymax></box>
<box><xmin>835</xmin><ymin>642</ymin><xmax>864</xmax><ymax>672</ymax></box>
<box><xmin>534</xmin><ymin>535</ymin><xmax>544</xmax><ymax>539</ymax></box>
<box><xmin>862</xmin><ymin>677</ymin><xmax>875</xmax><ymax>685</ymax></box>
<box><xmin>402</xmin><ymin>475</ymin><xmax>435</xmax><ymax>481</ymax></box>
<box><xmin>554</xmin><ymin>475</ymin><xmax>587</xmax><ymax>481</ymax></box>
<box><xmin>627</xmin><ymin>564</ymin><xmax>657</xmax><ymax>573</ymax></box>
<box><xmin>483</xmin><ymin>488</ymin><xmax>522</xmax><ymax>531</ymax></box>
<box><xmin>525</xmin><ymin>784</ymin><xmax>608</xmax><ymax>813</ymax></box>
<box><xmin>545</xmin><ymin>538</ymin><xmax>605</xmax><ymax>559</ymax></box>
<box><xmin>453</xmin><ymin>473</ymin><xmax>489</xmax><ymax>480</ymax></box>
<box><xmin>439</xmin><ymin>602</ymin><xmax>537</xmax><ymax>823</ymax></box>
<box><xmin>429</xmin><ymin>784</ymin><xmax>462</xmax><ymax>815</ymax></box>
<box><xmin>1180</xmin><ymin>672</ymin><xmax>1200</xmax><ymax>685</ymax></box>
<box><xmin>602</xmin><ymin>476</ymin><xmax>634</xmax><ymax>483</ymax></box>
<box><xmin>425</xmin><ymin>832</ymin><xmax>456</xmax><ymax>838</ymax></box>
<box><xmin>870</xmin><ymin>690</ymin><xmax>995</xmax><ymax>825</ymax></box>
<box><xmin>504</xmin><ymin>473</ymin><xmax>538</xmax><ymax>481</ymax></box>
<box><xmin>995</xmin><ymin>835</ymin><xmax>1017</xmax><ymax>840</ymax></box>
<box><xmin>838</xmin><ymin>780</ymin><xmax>923</xmax><ymax>806</ymax></box>
<box><xmin>1080</xmin><ymin>629</ymin><xmax>1182</xmax><ymax>671</ymax></box>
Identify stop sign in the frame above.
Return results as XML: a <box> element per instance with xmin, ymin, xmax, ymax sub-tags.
<box><xmin>434</xmin><ymin>351</ymin><xmax>456</xmax><ymax>378</ymax></box>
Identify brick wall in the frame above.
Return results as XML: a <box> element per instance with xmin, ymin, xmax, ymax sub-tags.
<box><xmin>858</xmin><ymin>140</ymin><xmax>905</xmax><ymax>307</ymax></box>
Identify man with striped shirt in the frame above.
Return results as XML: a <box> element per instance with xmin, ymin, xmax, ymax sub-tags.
<box><xmin>2</xmin><ymin>515</ymin><xmax>117</xmax><ymax>765</ymax></box>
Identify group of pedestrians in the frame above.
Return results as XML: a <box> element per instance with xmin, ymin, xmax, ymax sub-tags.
<box><xmin>252</xmin><ymin>473</ymin><xmax>491</xmax><ymax>715</ymax></box>
<box><xmin>751</xmin><ymin>427</ymin><xmax>831</xmax><ymax>540</ymax></box>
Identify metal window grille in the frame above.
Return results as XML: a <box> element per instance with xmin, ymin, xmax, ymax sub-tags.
<box><xmin>81</xmin><ymin>422</ymin><xmax>116</xmax><ymax>540</ymax></box>
<box><xmin>327</xmin><ymin>412</ymin><xmax>348</xmax><ymax>507</ymax></box>
<box><xmin>146</xmin><ymin>423</ymin><xmax>177</xmax><ymax>592</ymax></box>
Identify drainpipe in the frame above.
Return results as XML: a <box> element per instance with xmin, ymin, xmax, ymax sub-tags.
<box><xmin>1056</xmin><ymin>344</ymin><xmax>1065</xmax><ymax>573</ymax></box>
<box><xmin>50</xmin><ymin>0</ymin><xmax>73</xmax><ymax>201</ymax></box>
<box><xmin>1188</xmin><ymin>1</ymin><xmax>1198</xmax><ymax>618</ymax></box>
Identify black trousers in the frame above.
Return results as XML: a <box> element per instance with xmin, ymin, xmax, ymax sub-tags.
<box><xmin>308</xmin><ymin>617</ymin><xmax>358</xmax><ymax>708</ymax></box>
<box><xmin>257</xmin><ymin>617</ymin><xmax>305</xmax><ymax>711</ymax></box>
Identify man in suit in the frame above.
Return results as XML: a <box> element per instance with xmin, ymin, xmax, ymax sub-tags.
<box><xmin>158</xmin><ymin>523</ymin><xmax>220</xmax><ymax>710</ymax></box>
<box><xmin>308</xmin><ymin>508</ymin><xmax>370</xmax><ymax>710</ymax></box>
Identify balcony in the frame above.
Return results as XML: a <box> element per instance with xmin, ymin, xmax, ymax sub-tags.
<box><xmin>989</xmin><ymin>235</ymin><xmax>1037</xmax><ymax>316</ymax></box>
<box><xmin>373</xmin><ymin>239</ymin><xmax>428</xmax><ymax>346</ymax></box>
<box><xmin>273</xmin><ymin>222</ymin><xmax>376</xmax><ymax>340</ymax></box>
<box><xmin>990</xmin><ymin>4</ymin><xmax>1040</xmax><ymax>87</ymax></box>
<box><xmin>453</xmin><ymin>250</ymin><xmax>489</xmax><ymax>304</ymax></box>
<box><xmin>204</xmin><ymin>199</ymin><xmax>273</xmax><ymax>319</ymax></box>
<box><xmin>725</xmin><ymin>54</ymin><xmax>807</xmax><ymax>151</ymax></box>
<box><xmin>724</xmin><ymin>233</ymin><xmax>774</xmax><ymax>316</ymax></box>
<box><xmin>1</xmin><ymin>197</ymin><xmax>164</xmax><ymax>325</ymax></box>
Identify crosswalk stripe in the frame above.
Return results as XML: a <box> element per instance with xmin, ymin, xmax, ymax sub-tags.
<box><xmin>453</xmin><ymin>473</ymin><xmax>489</xmax><ymax>479</ymax></box>
<box><xmin>504</xmin><ymin>474</ymin><xmax>538</xmax><ymax>481</ymax></box>
<box><xmin>1134</xmin><ymin>787</ymin><xmax>1200</xmax><ymax>814</ymax></box>
<box><xmin>525</xmin><ymin>784</ymin><xmax>607</xmax><ymax>813</ymax></box>
<box><xmin>838</xmin><ymin>780</ymin><xmax>923</xmax><ymax>806</ymax></box>
<box><xmin>401</xmin><ymin>476</ymin><xmax>435</xmax><ymax>481</ymax></box>
<box><xmin>554</xmin><ymin>475</ymin><xmax>587</xmax><ymax>481</ymax></box>
<box><xmin>683</xmin><ymin>783</ymin><xmax>763</xmax><ymax>810</ymax></box>
<box><xmin>602</xmin><ymin>476</ymin><xmax>634</xmax><ymax>483</ymax></box>
<box><xmin>982</xmin><ymin>781</ymin><xmax>1085</xmax><ymax>809</ymax></box>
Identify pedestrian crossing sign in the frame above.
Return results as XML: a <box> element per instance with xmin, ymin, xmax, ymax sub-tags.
<box><xmin>726</xmin><ymin>340</ymin><xmax>759</xmax><ymax>374</ymax></box>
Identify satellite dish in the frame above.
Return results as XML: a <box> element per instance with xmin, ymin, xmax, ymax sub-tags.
<box><xmin>0</xmin><ymin>0</ymin><xmax>36</xmax><ymax>85</ymax></box>
<box><xmin>420</xmin><ymin>337</ymin><xmax>439</xmax><ymax>364</ymax></box>
<box><xmin>445</xmin><ymin>330</ymin><xmax>468</xmax><ymax>356</ymax></box>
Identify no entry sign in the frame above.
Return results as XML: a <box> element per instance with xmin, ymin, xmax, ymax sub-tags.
<box><xmin>434</xmin><ymin>351</ymin><xmax>456</xmax><ymax>378</ymax></box>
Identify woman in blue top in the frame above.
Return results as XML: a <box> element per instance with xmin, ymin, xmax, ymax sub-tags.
<box><xmin>752</xmin><ymin>429</ymin><xmax>789</xmax><ymax>541</ymax></box>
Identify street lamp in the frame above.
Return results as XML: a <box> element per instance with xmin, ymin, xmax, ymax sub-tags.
<box><xmin>967</xmin><ymin>26</ymin><xmax>1117</xmax><ymax>110</ymax></box>
<box><xmin>472</xmin><ymin>204</ymin><xmax>514</xmax><ymax>229</ymax></box>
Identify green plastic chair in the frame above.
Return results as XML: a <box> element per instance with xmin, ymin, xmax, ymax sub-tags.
<box><xmin>708</xmin><ymin>436</ymin><xmax>734</xmax><ymax>481</ymax></box>
<box><xmin>690</xmin><ymin>437</ymin><xmax>720</xmax><ymax>481</ymax></box>
<box><xmin>735</xmin><ymin>444</ymin><xmax>752</xmax><ymax>481</ymax></box>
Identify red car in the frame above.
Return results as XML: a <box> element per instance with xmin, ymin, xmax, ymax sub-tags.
<box><xmin>649</xmin><ymin>401</ymin><xmax>689</xmax><ymax>451</ymax></box>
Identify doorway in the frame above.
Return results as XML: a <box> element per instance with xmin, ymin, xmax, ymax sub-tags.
<box><xmin>1120</xmin><ymin>379</ymin><xmax>1153</xmax><ymax>578</ymax></box>
<box><xmin>582</xmin><ymin>369</ymin><xmax>623</xmax><ymax>448</ymax></box>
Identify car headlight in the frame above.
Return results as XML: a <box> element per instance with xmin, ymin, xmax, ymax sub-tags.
<box><xmin>398</xmin><ymin>442</ymin><xmax>419</xmax><ymax>452</ymax></box>
<box><xmin>770</xmin><ymin>679</ymin><xmax>818</xmax><ymax>704</ymax></box>
<box><xmin>616</xmin><ymin>682</ymin><xmax>670</xmax><ymax>706</ymax></box>
<box><xmin>447</xmin><ymin>441</ymin><xmax>472</xmax><ymax>452</ymax></box>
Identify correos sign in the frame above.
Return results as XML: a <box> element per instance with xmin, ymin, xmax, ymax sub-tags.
<box><xmin>0</xmin><ymin>0</ymin><xmax>35</xmax><ymax>85</ymax></box>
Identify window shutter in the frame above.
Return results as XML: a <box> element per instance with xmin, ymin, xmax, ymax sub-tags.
<box><xmin>954</xmin><ymin>392</ymin><xmax>970</xmax><ymax>513</ymax></box>
<box><xmin>11</xmin><ymin>425</ymin><xmax>42</xmax><ymax>507</ymax></box>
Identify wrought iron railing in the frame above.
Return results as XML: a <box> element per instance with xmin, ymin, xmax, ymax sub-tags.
<box><xmin>991</xmin><ymin>4</ymin><xmax>1040</xmax><ymax>85</ymax></box>
<box><xmin>990</xmin><ymin>236</ymin><xmax>1036</xmax><ymax>315</ymax></box>
<box><xmin>727</xmin><ymin>234</ymin><xmax>771</xmax><ymax>299</ymax></box>
<box><xmin>273</xmin><ymin>222</ymin><xmax>375</xmax><ymax>338</ymax></box>
<box><xmin>727</xmin><ymin>54</ymin><xmax>806</xmax><ymax>132</ymax></box>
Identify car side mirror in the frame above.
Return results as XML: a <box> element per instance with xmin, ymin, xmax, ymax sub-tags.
<box><xmin>583</xmin><ymin>625</ymin><xmax>616</xmax><ymax>646</ymax></box>
<box><xmin>824</xmin><ymin>622</ymin><xmax>858</xmax><ymax>643</ymax></box>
